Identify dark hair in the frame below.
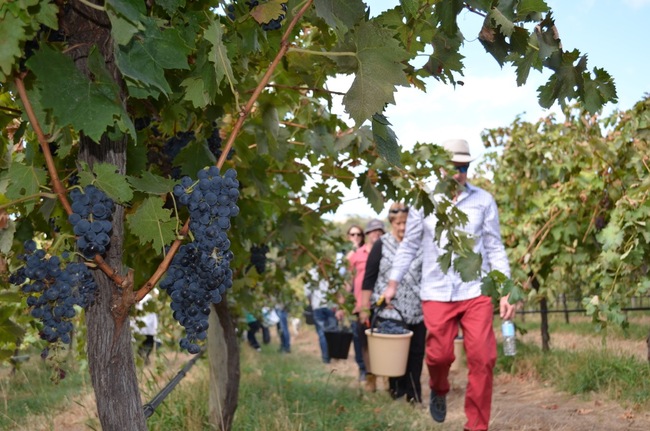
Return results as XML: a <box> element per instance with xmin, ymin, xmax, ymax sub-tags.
<box><xmin>346</xmin><ymin>224</ymin><xmax>365</xmax><ymax>247</ymax></box>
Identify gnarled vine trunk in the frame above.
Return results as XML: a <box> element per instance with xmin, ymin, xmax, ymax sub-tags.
<box><xmin>81</xmin><ymin>135</ymin><xmax>146</xmax><ymax>431</ymax></box>
<box><xmin>65</xmin><ymin>3</ymin><xmax>147</xmax><ymax>430</ymax></box>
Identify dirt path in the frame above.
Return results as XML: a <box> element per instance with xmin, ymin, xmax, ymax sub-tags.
<box><xmin>292</xmin><ymin>323</ymin><xmax>650</xmax><ymax>431</ymax></box>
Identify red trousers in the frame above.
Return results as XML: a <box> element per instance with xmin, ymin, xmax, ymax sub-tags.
<box><xmin>422</xmin><ymin>295</ymin><xmax>497</xmax><ymax>431</ymax></box>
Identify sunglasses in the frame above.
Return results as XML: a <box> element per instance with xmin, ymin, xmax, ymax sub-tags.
<box><xmin>455</xmin><ymin>165</ymin><xmax>470</xmax><ymax>173</ymax></box>
<box><xmin>389</xmin><ymin>208</ymin><xmax>408</xmax><ymax>214</ymax></box>
<box><xmin>348</xmin><ymin>232</ymin><xmax>362</xmax><ymax>237</ymax></box>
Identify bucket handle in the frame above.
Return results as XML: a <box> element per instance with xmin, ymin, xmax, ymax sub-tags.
<box><xmin>369</xmin><ymin>296</ymin><xmax>408</xmax><ymax>334</ymax></box>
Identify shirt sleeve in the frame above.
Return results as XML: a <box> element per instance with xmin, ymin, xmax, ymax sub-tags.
<box><xmin>482</xmin><ymin>197</ymin><xmax>511</xmax><ymax>277</ymax></box>
<box><xmin>362</xmin><ymin>238</ymin><xmax>383</xmax><ymax>291</ymax></box>
<box><xmin>389</xmin><ymin>207</ymin><xmax>424</xmax><ymax>282</ymax></box>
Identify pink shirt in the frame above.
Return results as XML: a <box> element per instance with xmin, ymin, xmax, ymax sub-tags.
<box><xmin>348</xmin><ymin>245</ymin><xmax>370</xmax><ymax>314</ymax></box>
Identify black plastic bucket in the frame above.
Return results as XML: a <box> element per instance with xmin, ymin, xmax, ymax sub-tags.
<box><xmin>325</xmin><ymin>329</ymin><xmax>353</xmax><ymax>359</ymax></box>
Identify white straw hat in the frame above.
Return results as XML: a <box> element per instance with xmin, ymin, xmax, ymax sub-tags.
<box><xmin>442</xmin><ymin>139</ymin><xmax>474</xmax><ymax>163</ymax></box>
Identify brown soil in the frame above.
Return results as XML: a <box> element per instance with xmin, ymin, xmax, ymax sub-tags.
<box><xmin>12</xmin><ymin>324</ymin><xmax>650</xmax><ymax>431</ymax></box>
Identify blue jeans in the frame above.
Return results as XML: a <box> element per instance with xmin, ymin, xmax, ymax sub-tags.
<box><xmin>275</xmin><ymin>307</ymin><xmax>291</xmax><ymax>352</ymax></box>
<box><xmin>351</xmin><ymin>319</ymin><xmax>366</xmax><ymax>376</ymax></box>
<box><xmin>313</xmin><ymin>307</ymin><xmax>337</xmax><ymax>363</ymax></box>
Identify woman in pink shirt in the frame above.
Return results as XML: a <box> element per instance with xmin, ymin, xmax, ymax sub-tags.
<box><xmin>345</xmin><ymin>219</ymin><xmax>385</xmax><ymax>390</ymax></box>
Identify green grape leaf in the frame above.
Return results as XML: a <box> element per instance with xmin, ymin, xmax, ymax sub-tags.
<box><xmin>262</xmin><ymin>104</ymin><xmax>280</xmax><ymax>139</ymax></box>
<box><xmin>205</xmin><ymin>20</ymin><xmax>237</xmax><ymax>90</ymax></box>
<box><xmin>115</xmin><ymin>19</ymin><xmax>190</xmax><ymax>95</ymax></box>
<box><xmin>534</xmin><ymin>13</ymin><xmax>561</xmax><ymax>60</ymax></box>
<box><xmin>358</xmin><ymin>171</ymin><xmax>385</xmax><ymax>213</ymax></box>
<box><xmin>437</xmin><ymin>249</ymin><xmax>452</xmax><ymax>274</ymax></box>
<box><xmin>506</xmin><ymin>281</ymin><xmax>525</xmax><ymax>303</ymax></box>
<box><xmin>126</xmin><ymin>197</ymin><xmax>176</xmax><ymax>253</ymax></box>
<box><xmin>489</xmin><ymin>7</ymin><xmax>515</xmax><ymax>37</ymax></box>
<box><xmin>151</xmin><ymin>0</ymin><xmax>183</xmax><ymax>16</ymax></box>
<box><xmin>180</xmin><ymin>19</ymin><xmax>238</xmax><ymax>107</ymax></box>
<box><xmin>127</xmin><ymin>171</ymin><xmax>176</xmax><ymax>195</ymax></box>
<box><xmin>0</xmin><ymin>13</ymin><xmax>25</xmax><ymax>80</ymax></box>
<box><xmin>180</xmin><ymin>76</ymin><xmax>212</xmax><ymax>108</ymax></box>
<box><xmin>5</xmin><ymin>162</ymin><xmax>47</xmax><ymax>214</ymax></box>
<box><xmin>597</xmin><ymin>223</ymin><xmax>624</xmax><ymax>251</ymax></box>
<box><xmin>80</xmin><ymin>162</ymin><xmax>134</xmax><ymax>204</ymax></box>
<box><xmin>341</xmin><ymin>21</ymin><xmax>410</xmax><ymax>125</ymax></box>
<box><xmin>481</xmin><ymin>274</ymin><xmax>498</xmax><ymax>299</ymax></box>
<box><xmin>516</xmin><ymin>0</ymin><xmax>550</xmax><ymax>21</ymax></box>
<box><xmin>26</xmin><ymin>46</ymin><xmax>133</xmax><ymax>142</ymax></box>
<box><xmin>371</xmin><ymin>113</ymin><xmax>402</xmax><ymax>168</ymax></box>
<box><xmin>0</xmin><ymin>217</ymin><xmax>16</xmax><ymax>254</ymax></box>
<box><xmin>174</xmin><ymin>141</ymin><xmax>216</xmax><ymax>179</ymax></box>
<box><xmin>453</xmin><ymin>251</ymin><xmax>482</xmax><ymax>282</ymax></box>
<box><xmin>106</xmin><ymin>0</ymin><xmax>146</xmax><ymax>46</ymax></box>
<box><xmin>400</xmin><ymin>0</ymin><xmax>420</xmax><ymax>19</ymax></box>
<box><xmin>249</xmin><ymin>0</ymin><xmax>288</xmax><ymax>24</ymax></box>
<box><xmin>582</xmin><ymin>68</ymin><xmax>618</xmax><ymax>114</ymax></box>
<box><xmin>313</xmin><ymin>0</ymin><xmax>366</xmax><ymax>33</ymax></box>
<box><xmin>0</xmin><ymin>316</ymin><xmax>25</xmax><ymax>344</ymax></box>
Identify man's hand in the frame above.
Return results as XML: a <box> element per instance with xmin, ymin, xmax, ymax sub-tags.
<box><xmin>383</xmin><ymin>280</ymin><xmax>398</xmax><ymax>304</ymax></box>
<box><xmin>335</xmin><ymin>309</ymin><xmax>345</xmax><ymax>321</ymax></box>
<box><xmin>499</xmin><ymin>294</ymin><xmax>516</xmax><ymax>321</ymax></box>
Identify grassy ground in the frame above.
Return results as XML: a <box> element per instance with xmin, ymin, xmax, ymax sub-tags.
<box><xmin>3</xmin><ymin>312</ymin><xmax>650</xmax><ymax>430</ymax></box>
<box><xmin>0</xmin><ymin>351</ymin><xmax>91</xmax><ymax>430</ymax></box>
<box><xmin>147</xmin><ymin>342</ymin><xmax>434</xmax><ymax>431</ymax></box>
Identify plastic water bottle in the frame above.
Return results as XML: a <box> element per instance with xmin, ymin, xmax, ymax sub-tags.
<box><xmin>501</xmin><ymin>320</ymin><xmax>516</xmax><ymax>356</ymax></box>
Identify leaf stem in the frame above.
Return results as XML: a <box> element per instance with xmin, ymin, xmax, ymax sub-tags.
<box><xmin>287</xmin><ymin>47</ymin><xmax>356</xmax><ymax>57</ymax></box>
<box><xmin>0</xmin><ymin>192</ymin><xmax>58</xmax><ymax>210</ymax></box>
<box><xmin>76</xmin><ymin>0</ymin><xmax>106</xmax><ymax>12</ymax></box>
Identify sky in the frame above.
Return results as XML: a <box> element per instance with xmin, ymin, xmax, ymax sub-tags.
<box><xmin>323</xmin><ymin>0</ymin><xmax>650</xmax><ymax>222</ymax></box>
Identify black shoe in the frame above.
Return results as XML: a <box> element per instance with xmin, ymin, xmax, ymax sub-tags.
<box><xmin>429</xmin><ymin>392</ymin><xmax>446</xmax><ymax>423</ymax></box>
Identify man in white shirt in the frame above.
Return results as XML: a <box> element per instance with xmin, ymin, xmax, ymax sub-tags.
<box><xmin>383</xmin><ymin>139</ymin><xmax>516</xmax><ymax>431</ymax></box>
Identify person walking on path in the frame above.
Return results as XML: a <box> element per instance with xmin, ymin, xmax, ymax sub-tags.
<box><xmin>340</xmin><ymin>218</ymin><xmax>385</xmax><ymax>391</ymax></box>
<box><xmin>360</xmin><ymin>202</ymin><xmax>425</xmax><ymax>404</ymax></box>
<box><xmin>245</xmin><ymin>312</ymin><xmax>264</xmax><ymax>351</ymax></box>
<box><xmin>275</xmin><ymin>302</ymin><xmax>291</xmax><ymax>353</ymax></box>
<box><xmin>383</xmin><ymin>139</ymin><xmax>516</xmax><ymax>431</ymax></box>
<box><xmin>304</xmin><ymin>266</ymin><xmax>338</xmax><ymax>363</ymax></box>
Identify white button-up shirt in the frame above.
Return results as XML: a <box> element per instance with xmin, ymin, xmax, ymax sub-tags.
<box><xmin>389</xmin><ymin>182</ymin><xmax>510</xmax><ymax>302</ymax></box>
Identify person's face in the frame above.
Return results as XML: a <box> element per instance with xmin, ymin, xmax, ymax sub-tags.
<box><xmin>390</xmin><ymin>212</ymin><xmax>408</xmax><ymax>242</ymax></box>
<box><xmin>452</xmin><ymin>163</ymin><xmax>469</xmax><ymax>186</ymax></box>
<box><xmin>365</xmin><ymin>229</ymin><xmax>383</xmax><ymax>246</ymax></box>
<box><xmin>347</xmin><ymin>228</ymin><xmax>363</xmax><ymax>247</ymax></box>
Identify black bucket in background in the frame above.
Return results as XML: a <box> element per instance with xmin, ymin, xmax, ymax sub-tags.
<box><xmin>324</xmin><ymin>330</ymin><xmax>353</xmax><ymax>359</ymax></box>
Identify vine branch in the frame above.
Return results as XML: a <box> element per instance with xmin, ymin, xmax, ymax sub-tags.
<box><xmin>14</xmin><ymin>74</ymin><xmax>125</xmax><ymax>287</ymax></box>
<box><xmin>135</xmin><ymin>0</ymin><xmax>316</xmax><ymax>302</ymax></box>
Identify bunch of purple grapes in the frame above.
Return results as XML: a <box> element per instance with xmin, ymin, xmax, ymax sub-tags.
<box><xmin>68</xmin><ymin>185</ymin><xmax>113</xmax><ymax>259</ymax></box>
<box><xmin>10</xmin><ymin>240</ymin><xmax>98</xmax><ymax>347</ymax></box>
<box><xmin>249</xmin><ymin>244</ymin><xmax>269</xmax><ymax>274</ymax></box>
<box><xmin>376</xmin><ymin>320</ymin><xmax>409</xmax><ymax>335</ymax></box>
<box><xmin>161</xmin><ymin>166</ymin><xmax>239</xmax><ymax>353</ymax></box>
<box><xmin>207</xmin><ymin>125</ymin><xmax>234</xmax><ymax>160</ymax></box>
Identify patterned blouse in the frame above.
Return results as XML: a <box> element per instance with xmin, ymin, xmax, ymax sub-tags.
<box><xmin>362</xmin><ymin>233</ymin><xmax>423</xmax><ymax>325</ymax></box>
